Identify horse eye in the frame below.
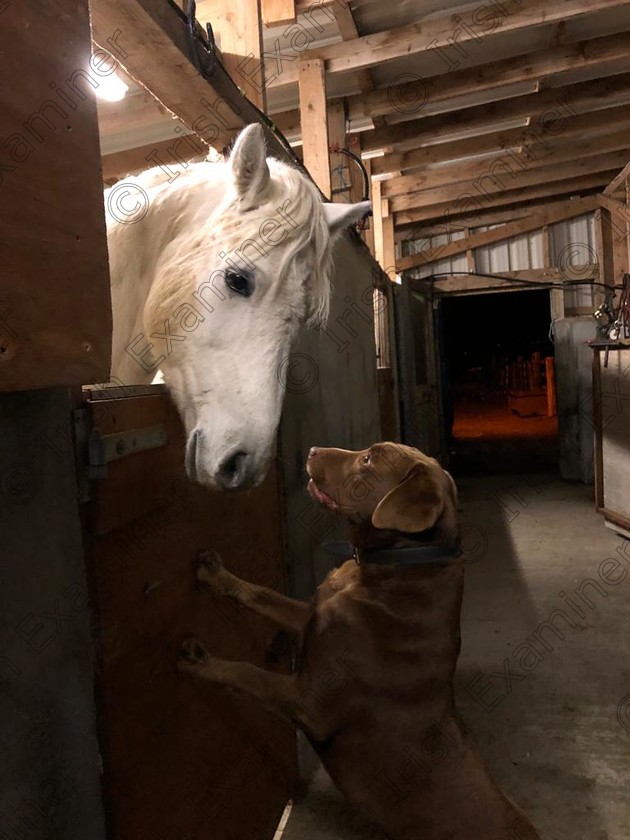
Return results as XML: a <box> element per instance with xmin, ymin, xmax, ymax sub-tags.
<box><xmin>225</xmin><ymin>270</ymin><xmax>252</xmax><ymax>297</ymax></box>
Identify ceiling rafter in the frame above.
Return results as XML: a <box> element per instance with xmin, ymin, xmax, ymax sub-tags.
<box><xmin>265</xmin><ymin>0</ymin><xmax>630</xmax><ymax>87</ymax></box>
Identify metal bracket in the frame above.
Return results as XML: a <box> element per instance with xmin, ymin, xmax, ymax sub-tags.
<box><xmin>89</xmin><ymin>424</ymin><xmax>168</xmax><ymax>466</ymax></box>
<box><xmin>73</xmin><ymin>412</ymin><xmax>168</xmax><ymax>503</ymax></box>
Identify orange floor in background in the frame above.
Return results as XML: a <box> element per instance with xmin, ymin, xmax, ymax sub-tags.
<box><xmin>452</xmin><ymin>397</ymin><xmax>558</xmax><ymax>441</ymax></box>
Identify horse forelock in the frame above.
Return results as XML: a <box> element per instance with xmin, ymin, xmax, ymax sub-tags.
<box><xmin>134</xmin><ymin>157</ymin><xmax>332</xmax><ymax>338</ymax></box>
<box><xmin>210</xmin><ymin>158</ymin><xmax>332</xmax><ymax>325</ymax></box>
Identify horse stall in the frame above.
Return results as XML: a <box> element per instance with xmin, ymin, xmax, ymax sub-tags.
<box><xmin>0</xmin><ymin>3</ymin><xmax>385</xmax><ymax>839</ymax></box>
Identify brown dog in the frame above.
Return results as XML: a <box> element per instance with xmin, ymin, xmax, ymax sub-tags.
<box><xmin>179</xmin><ymin>443</ymin><xmax>539</xmax><ymax>840</ymax></box>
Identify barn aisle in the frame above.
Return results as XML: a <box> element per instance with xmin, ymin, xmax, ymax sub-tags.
<box><xmin>278</xmin><ymin>476</ymin><xmax>630</xmax><ymax>840</ymax></box>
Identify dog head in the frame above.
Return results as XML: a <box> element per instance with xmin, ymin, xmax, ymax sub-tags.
<box><xmin>306</xmin><ymin>442</ymin><xmax>458</xmax><ymax>546</ymax></box>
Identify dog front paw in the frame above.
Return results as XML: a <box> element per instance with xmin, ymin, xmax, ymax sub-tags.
<box><xmin>177</xmin><ymin>634</ymin><xmax>209</xmax><ymax>674</ymax></box>
<box><xmin>196</xmin><ymin>549</ymin><xmax>236</xmax><ymax>596</ymax></box>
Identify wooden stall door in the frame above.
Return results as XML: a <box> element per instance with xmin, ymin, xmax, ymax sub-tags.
<box><xmin>393</xmin><ymin>280</ymin><xmax>444</xmax><ymax>459</ymax></box>
<box><xmin>79</xmin><ymin>386</ymin><xmax>297</xmax><ymax>840</ymax></box>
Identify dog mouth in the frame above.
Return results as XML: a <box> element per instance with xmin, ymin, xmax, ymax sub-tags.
<box><xmin>307</xmin><ymin>479</ymin><xmax>337</xmax><ymax>510</ymax></box>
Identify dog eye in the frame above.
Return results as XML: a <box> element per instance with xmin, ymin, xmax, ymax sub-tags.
<box><xmin>225</xmin><ymin>270</ymin><xmax>252</xmax><ymax>297</ymax></box>
<box><xmin>362</xmin><ymin>454</ymin><xmax>371</xmax><ymax>465</ymax></box>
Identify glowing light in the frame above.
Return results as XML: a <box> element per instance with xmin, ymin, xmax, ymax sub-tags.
<box><xmin>94</xmin><ymin>71</ymin><xmax>129</xmax><ymax>102</ymax></box>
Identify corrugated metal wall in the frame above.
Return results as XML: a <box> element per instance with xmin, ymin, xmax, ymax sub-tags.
<box><xmin>401</xmin><ymin>212</ymin><xmax>598</xmax><ymax>311</ymax></box>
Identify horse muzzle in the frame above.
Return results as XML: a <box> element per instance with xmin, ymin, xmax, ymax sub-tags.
<box><xmin>185</xmin><ymin>428</ymin><xmax>268</xmax><ymax>491</ymax></box>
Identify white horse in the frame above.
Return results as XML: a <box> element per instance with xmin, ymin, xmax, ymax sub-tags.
<box><xmin>106</xmin><ymin>124</ymin><xmax>369</xmax><ymax>491</ymax></box>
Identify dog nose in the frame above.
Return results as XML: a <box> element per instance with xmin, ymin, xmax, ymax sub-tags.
<box><xmin>308</xmin><ymin>446</ymin><xmax>319</xmax><ymax>458</ymax></box>
<box><xmin>217</xmin><ymin>449</ymin><xmax>250</xmax><ymax>490</ymax></box>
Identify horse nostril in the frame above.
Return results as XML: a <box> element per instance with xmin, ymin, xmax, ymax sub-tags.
<box><xmin>218</xmin><ymin>450</ymin><xmax>249</xmax><ymax>489</ymax></box>
<box><xmin>186</xmin><ymin>429</ymin><xmax>200</xmax><ymax>482</ymax></box>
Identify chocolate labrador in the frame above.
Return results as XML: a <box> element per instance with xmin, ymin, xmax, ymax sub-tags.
<box><xmin>178</xmin><ymin>442</ymin><xmax>539</xmax><ymax>840</ymax></box>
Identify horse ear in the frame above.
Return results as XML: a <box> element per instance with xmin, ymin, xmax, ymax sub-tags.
<box><xmin>371</xmin><ymin>464</ymin><xmax>444</xmax><ymax>533</ymax></box>
<box><xmin>230</xmin><ymin>124</ymin><xmax>270</xmax><ymax>206</ymax></box>
<box><xmin>323</xmin><ymin>200</ymin><xmax>371</xmax><ymax>236</ymax></box>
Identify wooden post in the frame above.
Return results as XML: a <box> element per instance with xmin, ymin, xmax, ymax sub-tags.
<box><xmin>544</xmin><ymin>223</ymin><xmax>565</xmax><ymax>321</ymax></box>
<box><xmin>204</xmin><ymin>1</ymin><xmax>266</xmax><ymax>110</ymax></box>
<box><xmin>464</xmin><ymin>228</ymin><xmax>475</xmax><ymax>273</ymax></box>
<box><xmin>298</xmin><ymin>58</ymin><xmax>331</xmax><ymax>197</ymax></box>
<box><xmin>373</xmin><ymin>180</ymin><xmax>396</xmax><ymax>280</ymax></box>
<box><xmin>327</xmin><ymin>98</ymin><xmax>347</xmax><ymax>203</ymax></box>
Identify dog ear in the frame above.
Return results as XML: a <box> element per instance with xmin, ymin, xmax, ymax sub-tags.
<box><xmin>371</xmin><ymin>465</ymin><xmax>443</xmax><ymax>533</ymax></box>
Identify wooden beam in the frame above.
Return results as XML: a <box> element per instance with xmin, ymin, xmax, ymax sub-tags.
<box><xmin>393</xmin><ymin>174</ymin><xmax>611</xmax><ymax>227</ymax></box>
<box><xmin>394</xmin><ymin>197</ymin><xmax>604</xmax><ymax>242</ymax></box>
<box><xmin>397</xmin><ymin>196</ymin><xmax>599</xmax><ymax>270</ymax></box>
<box><xmin>266</xmin><ymin>0</ymin><xmax>629</xmax><ymax>87</ymax></box>
<box><xmin>383</xmin><ymin>129</ymin><xmax>630</xmax><ymax>198</ymax></box>
<box><xmin>363</xmin><ymin>73</ymin><xmax>630</xmax><ymax>153</ymax></box>
<box><xmin>603</xmin><ymin>158</ymin><xmax>630</xmax><ymax>195</ymax></box>
<box><xmin>298</xmin><ymin>58</ymin><xmax>331</xmax><ymax>196</ymax></box>
<box><xmin>261</xmin><ymin>0</ymin><xmax>296</xmax><ymax>27</ymax></box>
<box><xmin>390</xmin><ymin>151</ymin><xmax>629</xmax><ymax>214</ymax></box>
<box><xmin>372</xmin><ymin>105</ymin><xmax>630</xmax><ymax>177</ymax></box>
<box><xmin>101</xmin><ymin>136</ymin><xmax>208</xmax><ymax>182</ymax></box>
<box><xmin>431</xmin><ymin>266</ymin><xmax>599</xmax><ymax>295</ymax></box>
<box><xmin>90</xmin><ymin>0</ymin><xmax>243</xmax><ymax>149</ymax></box>
<box><xmin>204</xmin><ymin>0</ymin><xmax>266</xmax><ymax>110</ymax></box>
<box><xmin>272</xmin><ymin>31</ymin><xmax>630</xmax><ymax>131</ymax></box>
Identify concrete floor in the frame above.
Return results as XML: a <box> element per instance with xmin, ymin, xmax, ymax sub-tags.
<box><xmin>277</xmin><ymin>475</ymin><xmax>630</xmax><ymax>840</ymax></box>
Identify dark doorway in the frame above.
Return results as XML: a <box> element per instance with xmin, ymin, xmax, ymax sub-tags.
<box><xmin>439</xmin><ymin>289</ymin><xmax>558</xmax><ymax>475</ymax></box>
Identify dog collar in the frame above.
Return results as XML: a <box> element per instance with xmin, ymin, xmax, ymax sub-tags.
<box><xmin>322</xmin><ymin>540</ymin><xmax>460</xmax><ymax>566</ymax></box>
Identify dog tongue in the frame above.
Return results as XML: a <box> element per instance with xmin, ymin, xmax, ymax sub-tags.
<box><xmin>308</xmin><ymin>479</ymin><xmax>336</xmax><ymax>509</ymax></box>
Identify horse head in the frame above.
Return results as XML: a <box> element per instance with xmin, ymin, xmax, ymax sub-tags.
<box><xmin>116</xmin><ymin>125</ymin><xmax>369</xmax><ymax>490</ymax></box>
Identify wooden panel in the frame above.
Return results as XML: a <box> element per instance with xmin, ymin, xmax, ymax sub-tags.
<box><xmin>261</xmin><ymin>0</ymin><xmax>296</xmax><ymax>26</ymax></box>
<box><xmin>298</xmin><ymin>59</ymin><xmax>330</xmax><ymax>197</ymax></box>
<box><xmin>0</xmin><ymin>1</ymin><xmax>111</xmax><ymax>390</ymax></box>
<box><xmin>84</xmin><ymin>388</ymin><xmax>297</xmax><ymax>840</ymax></box>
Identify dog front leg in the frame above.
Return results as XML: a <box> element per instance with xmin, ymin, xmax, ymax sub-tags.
<box><xmin>196</xmin><ymin>550</ymin><xmax>309</xmax><ymax>639</ymax></box>
<box><xmin>177</xmin><ymin>637</ymin><xmax>327</xmax><ymax>740</ymax></box>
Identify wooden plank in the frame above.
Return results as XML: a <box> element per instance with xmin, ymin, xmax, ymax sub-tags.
<box><xmin>90</xmin><ymin>0</ymin><xmax>242</xmax><ymax>148</ymax></box>
<box><xmin>261</xmin><ymin>0</ymin><xmax>296</xmax><ymax>27</ymax></box>
<box><xmin>372</xmin><ymin>105</ymin><xmax>630</xmax><ymax>177</ymax></box>
<box><xmin>362</xmin><ymin>73</ymin><xmax>630</xmax><ymax>153</ymax></box>
<box><xmin>383</xmin><ymin>129</ymin><xmax>630</xmax><ymax>197</ymax></box>
<box><xmin>298</xmin><ymin>58</ymin><xmax>331</xmax><ymax>197</ymax></box>
<box><xmin>393</xmin><ymin>176</ymin><xmax>611</xmax><ymax>227</ymax></box>
<box><xmin>272</xmin><ymin>30</ymin><xmax>630</xmax><ymax>129</ymax></box>
<box><xmin>101</xmin><ymin>136</ymin><xmax>208</xmax><ymax>182</ymax></box>
<box><xmin>85</xmin><ymin>389</ymin><xmax>297</xmax><ymax>840</ymax></box>
<box><xmin>397</xmin><ymin>196</ymin><xmax>599</xmax><ymax>270</ymax></box>
<box><xmin>0</xmin><ymin>1</ymin><xmax>111</xmax><ymax>390</ymax></box>
<box><xmin>432</xmin><ymin>265</ymin><xmax>599</xmax><ymax>294</ymax></box>
<box><xmin>603</xmin><ymin>158</ymin><xmax>630</xmax><ymax>195</ymax></box>
<box><xmin>201</xmin><ymin>1</ymin><xmax>266</xmax><ymax>110</ymax></box>
<box><xmin>395</xmin><ymin>197</ymin><xmax>597</xmax><ymax>239</ymax></box>
<box><xmin>327</xmin><ymin>2</ymin><xmax>373</xmax><ymax>94</ymax></box>
<box><xmin>267</xmin><ymin>0</ymin><xmax>630</xmax><ymax>86</ymax></box>
<box><xmin>390</xmin><ymin>151</ymin><xmax>629</xmax><ymax>214</ymax></box>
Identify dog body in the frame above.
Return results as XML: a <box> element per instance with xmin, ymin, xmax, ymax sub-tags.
<box><xmin>179</xmin><ymin>443</ymin><xmax>539</xmax><ymax>840</ymax></box>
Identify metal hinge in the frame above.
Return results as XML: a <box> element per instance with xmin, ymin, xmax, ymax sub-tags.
<box><xmin>73</xmin><ymin>409</ymin><xmax>167</xmax><ymax>503</ymax></box>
